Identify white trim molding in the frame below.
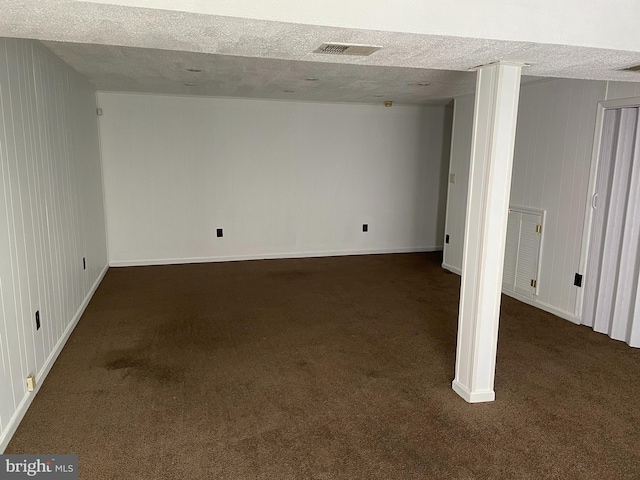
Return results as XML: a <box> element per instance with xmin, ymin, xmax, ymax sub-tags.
<box><xmin>442</xmin><ymin>263</ymin><xmax>462</xmax><ymax>275</ymax></box>
<box><xmin>445</xmin><ymin>267</ymin><xmax>581</xmax><ymax>324</ymax></box>
<box><xmin>503</xmin><ymin>290</ymin><xmax>580</xmax><ymax>325</ymax></box>
<box><xmin>452</xmin><ymin>380</ymin><xmax>495</xmax><ymax>403</ymax></box>
<box><xmin>109</xmin><ymin>247</ymin><xmax>444</xmax><ymax>267</ymax></box>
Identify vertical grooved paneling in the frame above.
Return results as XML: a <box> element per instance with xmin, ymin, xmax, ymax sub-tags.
<box><xmin>0</xmin><ymin>38</ymin><xmax>107</xmax><ymax>451</ymax></box>
<box><xmin>30</xmin><ymin>45</ymin><xmax>52</xmax><ymax>355</ymax></box>
<box><xmin>606</xmin><ymin>82</ymin><xmax>640</xmax><ymax>102</ymax></box>
<box><xmin>445</xmin><ymin>78</ymin><xmax>608</xmax><ymax>320</ymax></box>
<box><xmin>0</xmin><ymin>39</ymin><xmax>24</xmax><ymax>421</ymax></box>
<box><xmin>544</xmin><ymin>80</ymin><xmax>572</xmax><ymax>307</ymax></box>
<box><xmin>21</xmin><ymin>40</ymin><xmax>45</xmax><ymax>372</ymax></box>
<box><xmin>4</xmin><ymin>39</ymin><xmax>31</xmax><ymax>382</ymax></box>
<box><xmin>26</xmin><ymin>44</ymin><xmax>45</xmax><ymax>357</ymax></box>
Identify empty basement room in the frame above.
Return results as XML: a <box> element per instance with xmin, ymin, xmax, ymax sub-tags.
<box><xmin>2</xmin><ymin>1</ymin><xmax>640</xmax><ymax>479</ymax></box>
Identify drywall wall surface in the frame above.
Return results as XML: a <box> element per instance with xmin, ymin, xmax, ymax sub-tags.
<box><xmin>444</xmin><ymin>78</ymin><xmax>607</xmax><ymax>321</ymax></box>
<box><xmin>98</xmin><ymin>93</ymin><xmax>451</xmax><ymax>265</ymax></box>
<box><xmin>442</xmin><ymin>94</ymin><xmax>473</xmax><ymax>274</ymax></box>
<box><xmin>0</xmin><ymin>38</ymin><xmax>107</xmax><ymax>451</ymax></box>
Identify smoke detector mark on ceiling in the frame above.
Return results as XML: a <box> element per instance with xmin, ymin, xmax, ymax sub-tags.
<box><xmin>313</xmin><ymin>43</ymin><xmax>382</xmax><ymax>56</ymax></box>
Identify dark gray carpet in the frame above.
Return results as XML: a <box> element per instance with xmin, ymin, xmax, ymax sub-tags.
<box><xmin>7</xmin><ymin>253</ymin><xmax>640</xmax><ymax>479</ymax></box>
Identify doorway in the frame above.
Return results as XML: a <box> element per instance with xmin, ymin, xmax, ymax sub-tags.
<box><xmin>581</xmin><ymin>103</ymin><xmax>640</xmax><ymax>347</ymax></box>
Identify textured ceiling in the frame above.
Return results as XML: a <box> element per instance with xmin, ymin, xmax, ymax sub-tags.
<box><xmin>2</xmin><ymin>0</ymin><xmax>640</xmax><ymax>103</ymax></box>
<box><xmin>42</xmin><ymin>42</ymin><xmax>481</xmax><ymax>104</ymax></box>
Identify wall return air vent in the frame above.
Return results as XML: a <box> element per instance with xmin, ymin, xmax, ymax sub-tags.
<box><xmin>313</xmin><ymin>43</ymin><xmax>382</xmax><ymax>56</ymax></box>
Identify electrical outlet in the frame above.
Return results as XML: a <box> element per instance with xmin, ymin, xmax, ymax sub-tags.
<box><xmin>27</xmin><ymin>374</ymin><xmax>36</xmax><ymax>392</ymax></box>
<box><xmin>362</xmin><ymin>224</ymin><xmax>368</xmax><ymax>232</ymax></box>
<box><xmin>574</xmin><ymin>273</ymin><xmax>583</xmax><ymax>287</ymax></box>
<box><xmin>445</xmin><ymin>234</ymin><xmax>450</xmax><ymax>244</ymax></box>
<box><xmin>450</xmin><ymin>173</ymin><xmax>456</xmax><ymax>184</ymax></box>
<box><xmin>217</xmin><ymin>228</ymin><xmax>223</xmax><ymax>238</ymax></box>
<box><xmin>35</xmin><ymin>310</ymin><xmax>40</xmax><ymax>330</ymax></box>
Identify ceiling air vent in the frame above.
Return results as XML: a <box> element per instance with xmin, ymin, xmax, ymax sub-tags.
<box><xmin>313</xmin><ymin>43</ymin><xmax>382</xmax><ymax>56</ymax></box>
<box><xmin>619</xmin><ymin>64</ymin><xmax>640</xmax><ymax>73</ymax></box>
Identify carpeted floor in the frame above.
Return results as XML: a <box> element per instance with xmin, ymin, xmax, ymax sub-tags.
<box><xmin>7</xmin><ymin>252</ymin><xmax>640</xmax><ymax>479</ymax></box>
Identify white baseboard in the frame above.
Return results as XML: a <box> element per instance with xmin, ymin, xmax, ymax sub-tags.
<box><xmin>0</xmin><ymin>264</ymin><xmax>109</xmax><ymax>453</ymax></box>
<box><xmin>502</xmin><ymin>290</ymin><xmax>580</xmax><ymax>324</ymax></box>
<box><xmin>109</xmin><ymin>246</ymin><xmax>444</xmax><ymax>267</ymax></box>
<box><xmin>452</xmin><ymin>380</ymin><xmax>495</xmax><ymax>403</ymax></box>
<box><xmin>441</xmin><ymin>262</ymin><xmax>462</xmax><ymax>275</ymax></box>
<box><xmin>440</xmin><ymin>266</ymin><xmax>581</xmax><ymax>324</ymax></box>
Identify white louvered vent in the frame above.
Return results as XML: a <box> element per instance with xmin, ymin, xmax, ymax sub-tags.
<box><xmin>503</xmin><ymin>207</ymin><xmax>544</xmax><ymax>299</ymax></box>
<box><xmin>313</xmin><ymin>43</ymin><xmax>382</xmax><ymax>56</ymax></box>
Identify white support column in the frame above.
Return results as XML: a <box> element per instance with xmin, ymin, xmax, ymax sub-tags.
<box><xmin>452</xmin><ymin>62</ymin><xmax>523</xmax><ymax>403</ymax></box>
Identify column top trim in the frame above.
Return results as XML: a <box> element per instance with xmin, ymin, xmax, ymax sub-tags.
<box><xmin>469</xmin><ymin>61</ymin><xmax>530</xmax><ymax>71</ymax></box>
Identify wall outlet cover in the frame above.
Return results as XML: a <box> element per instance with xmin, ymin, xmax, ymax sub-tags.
<box><xmin>26</xmin><ymin>374</ymin><xmax>36</xmax><ymax>392</ymax></box>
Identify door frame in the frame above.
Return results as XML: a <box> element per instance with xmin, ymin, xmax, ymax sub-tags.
<box><xmin>576</xmin><ymin>95</ymin><xmax>640</xmax><ymax>319</ymax></box>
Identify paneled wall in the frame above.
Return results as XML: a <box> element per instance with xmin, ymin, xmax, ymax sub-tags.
<box><xmin>98</xmin><ymin>93</ymin><xmax>452</xmax><ymax>266</ymax></box>
<box><xmin>606</xmin><ymin>81</ymin><xmax>640</xmax><ymax>101</ymax></box>
<box><xmin>510</xmin><ymin>79</ymin><xmax>606</xmax><ymax>319</ymax></box>
<box><xmin>443</xmin><ymin>78</ymin><xmax>607</xmax><ymax>322</ymax></box>
<box><xmin>0</xmin><ymin>38</ymin><xmax>108</xmax><ymax>451</ymax></box>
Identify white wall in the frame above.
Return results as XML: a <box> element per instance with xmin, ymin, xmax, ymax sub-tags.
<box><xmin>442</xmin><ymin>94</ymin><xmax>473</xmax><ymax>274</ymax></box>
<box><xmin>443</xmin><ymin>78</ymin><xmax>608</xmax><ymax>322</ymax></box>
<box><xmin>98</xmin><ymin>93</ymin><xmax>452</xmax><ymax>266</ymax></box>
<box><xmin>0</xmin><ymin>38</ymin><xmax>108</xmax><ymax>451</ymax></box>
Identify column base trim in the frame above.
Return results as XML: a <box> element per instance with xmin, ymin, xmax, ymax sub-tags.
<box><xmin>452</xmin><ymin>380</ymin><xmax>496</xmax><ymax>403</ymax></box>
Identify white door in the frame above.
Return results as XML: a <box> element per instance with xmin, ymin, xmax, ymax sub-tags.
<box><xmin>582</xmin><ymin>107</ymin><xmax>640</xmax><ymax>347</ymax></box>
